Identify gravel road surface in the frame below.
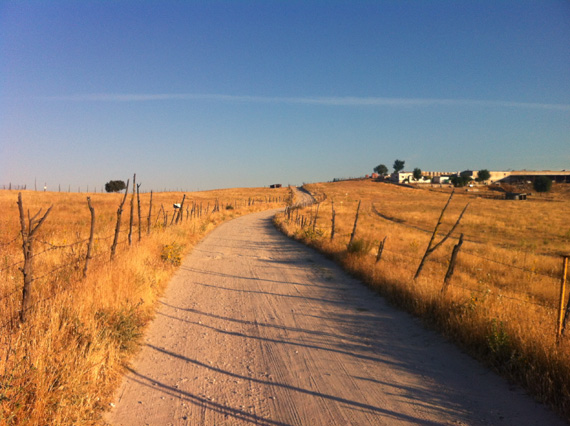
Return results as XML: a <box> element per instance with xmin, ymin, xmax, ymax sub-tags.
<box><xmin>106</xmin><ymin>209</ymin><xmax>564</xmax><ymax>425</ymax></box>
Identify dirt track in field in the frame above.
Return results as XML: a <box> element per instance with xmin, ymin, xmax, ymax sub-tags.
<box><xmin>106</xmin><ymin>209</ymin><xmax>564</xmax><ymax>426</ymax></box>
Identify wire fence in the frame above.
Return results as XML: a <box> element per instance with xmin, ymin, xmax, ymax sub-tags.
<box><xmin>0</xmin><ymin>191</ymin><xmax>286</xmax><ymax>330</ymax></box>
<box><xmin>283</xmin><ymin>197</ymin><xmax>569</xmax><ymax>336</ymax></box>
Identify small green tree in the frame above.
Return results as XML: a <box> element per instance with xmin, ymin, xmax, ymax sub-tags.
<box><xmin>533</xmin><ymin>176</ymin><xmax>552</xmax><ymax>193</ymax></box>
<box><xmin>105</xmin><ymin>180</ymin><xmax>127</xmax><ymax>193</ymax></box>
<box><xmin>373</xmin><ymin>164</ymin><xmax>388</xmax><ymax>176</ymax></box>
<box><xmin>413</xmin><ymin>168</ymin><xmax>422</xmax><ymax>180</ymax></box>
<box><xmin>393</xmin><ymin>159</ymin><xmax>405</xmax><ymax>173</ymax></box>
<box><xmin>450</xmin><ymin>175</ymin><xmax>472</xmax><ymax>187</ymax></box>
<box><xmin>477</xmin><ymin>169</ymin><xmax>491</xmax><ymax>182</ymax></box>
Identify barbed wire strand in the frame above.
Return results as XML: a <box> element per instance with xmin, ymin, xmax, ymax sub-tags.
<box><xmin>448</xmin><ymin>281</ymin><xmax>555</xmax><ymax>310</ymax></box>
<box><xmin>459</xmin><ymin>250</ymin><xmax>559</xmax><ymax>280</ymax></box>
<box><xmin>0</xmin><ymin>235</ymin><xmax>20</xmax><ymax>247</ymax></box>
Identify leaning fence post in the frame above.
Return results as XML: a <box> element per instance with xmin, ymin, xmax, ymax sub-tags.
<box><xmin>128</xmin><ymin>174</ymin><xmax>136</xmax><ymax>246</ymax></box>
<box><xmin>441</xmin><ymin>233</ymin><xmax>464</xmax><ymax>294</ymax></box>
<box><xmin>137</xmin><ymin>183</ymin><xmax>142</xmax><ymax>242</ymax></box>
<box><xmin>376</xmin><ymin>236</ymin><xmax>387</xmax><ymax>263</ymax></box>
<box><xmin>557</xmin><ymin>256</ymin><xmax>569</xmax><ymax>342</ymax></box>
<box><xmin>348</xmin><ymin>200</ymin><xmax>361</xmax><ymax>248</ymax></box>
<box><xmin>83</xmin><ymin>197</ymin><xmax>95</xmax><ymax>278</ymax></box>
<box><xmin>312</xmin><ymin>203</ymin><xmax>320</xmax><ymax>232</ymax></box>
<box><xmin>17</xmin><ymin>193</ymin><xmax>52</xmax><ymax>322</ymax></box>
<box><xmin>330</xmin><ymin>201</ymin><xmax>336</xmax><ymax>240</ymax></box>
<box><xmin>147</xmin><ymin>190</ymin><xmax>153</xmax><ymax>235</ymax></box>
<box><xmin>415</xmin><ymin>192</ymin><xmax>469</xmax><ymax>280</ymax></box>
<box><xmin>110</xmin><ymin>179</ymin><xmax>129</xmax><ymax>260</ymax></box>
<box><xmin>176</xmin><ymin>194</ymin><xmax>186</xmax><ymax>224</ymax></box>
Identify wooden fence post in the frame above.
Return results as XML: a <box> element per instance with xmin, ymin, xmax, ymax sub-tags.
<box><xmin>557</xmin><ymin>256</ymin><xmax>569</xmax><ymax>342</ymax></box>
<box><xmin>414</xmin><ymin>192</ymin><xmax>469</xmax><ymax>280</ymax></box>
<box><xmin>110</xmin><ymin>179</ymin><xmax>129</xmax><ymax>260</ymax></box>
<box><xmin>330</xmin><ymin>201</ymin><xmax>336</xmax><ymax>240</ymax></box>
<box><xmin>376</xmin><ymin>236</ymin><xmax>387</xmax><ymax>263</ymax></box>
<box><xmin>128</xmin><ymin>174</ymin><xmax>136</xmax><ymax>246</ymax></box>
<box><xmin>176</xmin><ymin>194</ymin><xmax>186</xmax><ymax>224</ymax></box>
<box><xmin>137</xmin><ymin>183</ymin><xmax>142</xmax><ymax>242</ymax></box>
<box><xmin>348</xmin><ymin>200</ymin><xmax>361</xmax><ymax>248</ymax></box>
<box><xmin>83</xmin><ymin>197</ymin><xmax>95</xmax><ymax>278</ymax></box>
<box><xmin>441</xmin><ymin>233</ymin><xmax>464</xmax><ymax>294</ymax></box>
<box><xmin>313</xmin><ymin>203</ymin><xmax>320</xmax><ymax>232</ymax></box>
<box><xmin>147</xmin><ymin>190</ymin><xmax>153</xmax><ymax>235</ymax></box>
<box><xmin>17</xmin><ymin>193</ymin><xmax>52</xmax><ymax>322</ymax></box>
<box><xmin>155</xmin><ymin>204</ymin><xmax>164</xmax><ymax>226</ymax></box>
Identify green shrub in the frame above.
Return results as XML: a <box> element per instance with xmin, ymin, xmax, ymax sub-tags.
<box><xmin>160</xmin><ymin>242</ymin><xmax>183</xmax><ymax>266</ymax></box>
<box><xmin>487</xmin><ymin>319</ymin><xmax>512</xmax><ymax>363</ymax></box>
<box><xmin>533</xmin><ymin>176</ymin><xmax>552</xmax><ymax>193</ymax></box>
<box><xmin>301</xmin><ymin>227</ymin><xmax>325</xmax><ymax>240</ymax></box>
<box><xmin>96</xmin><ymin>305</ymin><xmax>145</xmax><ymax>352</ymax></box>
<box><xmin>347</xmin><ymin>238</ymin><xmax>374</xmax><ymax>256</ymax></box>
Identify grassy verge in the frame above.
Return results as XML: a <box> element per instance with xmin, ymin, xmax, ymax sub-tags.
<box><xmin>274</xmin><ymin>180</ymin><xmax>570</xmax><ymax>422</ymax></box>
<box><xmin>0</xmin><ymin>187</ymin><xmax>287</xmax><ymax>425</ymax></box>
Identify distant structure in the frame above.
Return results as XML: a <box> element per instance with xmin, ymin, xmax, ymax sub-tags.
<box><xmin>269</xmin><ymin>184</ymin><xmax>282</xmax><ymax>188</ymax></box>
<box><xmin>384</xmin><ymin>169</ymin><xmax>570</xmax><ymax>185</ymax></box>
<box><xmin>460</xmin><ymin>170</ymin><xmax>570</xmax><ymax>184</ymax></box>
<box><xmin>390</xmin><ymin>171</ymin><xmax>454</xmax><ymax>184</ymax></box>
<box><xmin>505</xmin><ymin>192</ymin><xmax>528</xmax><ymax>200</ymax></box>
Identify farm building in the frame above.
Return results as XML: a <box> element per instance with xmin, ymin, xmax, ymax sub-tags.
<box><xmin>390</xmin><ymin>171</ymin><xmax>454</xmax><ymax>183</ymax></box>
<box><xmin>505</xmin><ymin>192</ymin><xmax>528</xmax><ymax>200</ymax></box>
<box><xmin>432</xmin><ymin>176</ymin><xmax>451</xmax><ymax>184</ymax></box>
<box><xmin>460</xmin><ymin>170</ymin><xmax>570</xmax><ymax>184</ymax></box>
<box><xmin>501</xmin><ymin>171</ymin><xmax>570</xmax><ymax>184</ymax></box>
<box><xmin>390</xmin><ymin>172</ymin><xmax>415</xmax><ymax>183</ymax></box>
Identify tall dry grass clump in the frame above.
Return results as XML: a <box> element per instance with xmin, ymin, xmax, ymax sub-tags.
<box><xmin>275</xmin><ymin>180</ymin><xmax>570</xmax><ymax>421</ymax></box>
<box><xmin>0</xmin><ymin>186</ymin><xmax>287</xmax><ymax>425</ymax></box>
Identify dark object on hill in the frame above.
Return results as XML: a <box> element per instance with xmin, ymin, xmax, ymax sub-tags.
<box><xmin>105</xmin><ymin>180</ymin><xmax>127</xmax><ymax>193</ymax></box>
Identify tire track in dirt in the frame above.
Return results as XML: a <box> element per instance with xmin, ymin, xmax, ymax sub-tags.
<box><xmin>106</xmin><ymin>209</ymin><xmax>565</xmax><ymax>426</ymax></box>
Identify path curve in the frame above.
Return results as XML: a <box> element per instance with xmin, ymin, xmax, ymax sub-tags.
<box><xmin>106</xmin><ymin>209</ymin><xmax>564</xmax><ymax>425</ymax></box>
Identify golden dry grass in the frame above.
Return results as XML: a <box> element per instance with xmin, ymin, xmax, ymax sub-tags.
<box><xmin>0</xmin><ymin>186</ymin><xmax>288</xmax><ymax>425</ymax></box>
<box><xmin>274</xmin><ymin>180</ymin><xmax>570</xmax><ymax>421</ymax></box>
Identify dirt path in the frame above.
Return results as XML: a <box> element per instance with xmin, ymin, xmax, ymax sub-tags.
<box><xmin>292</xmin><ymin>186</ymin><xmax>316</xmax><ymax>207</ymax></box>
<box><xmin>106</xmin><ymin>210</ymin><xmax>564</xmax><ymax>426</ymax></box>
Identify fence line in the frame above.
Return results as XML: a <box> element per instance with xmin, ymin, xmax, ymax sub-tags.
<box><xmin>459</xmin><ymin>250</ymin><xmax>559</xmax><ymax>280</ymax></box>
<box><xmin>1</xmin><ymin>190</ymin><xmax>286</xmax><ymax>325</ymax></box>
<box><xmin>284</xmin><ymin>200</ymin><xmax>566</xmax><ymax>316</ymax></box>
<box><xmin>0</xmin><ymin>235</ymin><xmax>19</xmax><ymax>247</ymax></box>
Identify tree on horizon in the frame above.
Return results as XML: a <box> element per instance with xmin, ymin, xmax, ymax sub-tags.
<box><xmin>393</xmin><ymin>159</ymin><xmax>405</xmax><ymax>173</ymax></box>
<box><xmin>413</xmin><ymin>168</ymin><xmax>422</xmax><ymax>180</ymax></box>
<box><xmin>105</xmin><ymin>180</ymin><xmax>127</xmax><ymax>193</ymax></box>
<box><xmin>373</xmin><ymin>164</ymin><xmax>389</xmax><ymax>175</ymax></box>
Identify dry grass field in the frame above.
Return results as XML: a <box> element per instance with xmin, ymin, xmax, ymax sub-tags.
<box><xmin>275</xmin><ymin>180</ymin><xmax>570</xmax><ymax>421</ymax></box>
<box><xmin>0</xmin><ymin>186</ymin><xmax>287</xmax><ymax>426</ymax></box>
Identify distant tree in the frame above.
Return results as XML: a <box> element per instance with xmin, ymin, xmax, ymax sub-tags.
<box><xmin>450</xmin><ymin>175</ymin><xmax>472</xmax><ymax>187</ymax></box>
<box><xmin>373</xmin><ymin>164</ymin><xmax>388</xmax><ymax>175</ymax></box>
<box><xmin>533</xmin><ymin>176</ymin><xmax>552</xmax><ymax>193</ymax></box>
<box><xmin>105</xmin><ymin>180</ymin><xmax>127</xmax><ymax>193</ymax></box>
<box><xmin>393</xmin><ymin>159</ymin><xmax>405</xmax><ymax>173</ymax></box>
<box><xmin>477</xmin><ymin>169</ymin><xmax>491</xmax><ymax>182</ymax></box>
<box><xmin>413</xmin><ymin>168</ymin><xmax>422</xmax><ymax>180</ymax></box>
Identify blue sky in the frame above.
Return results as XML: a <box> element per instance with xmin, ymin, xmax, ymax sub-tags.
<box><xmin>1</xmin><ymin>1</ymin><xmax>569</xmax><ymax>191</ymax></box>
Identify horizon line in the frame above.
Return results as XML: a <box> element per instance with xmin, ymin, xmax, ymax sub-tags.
<box><xmin>34</xmin><ymin>93</ymin><xmax>570</xmax><ymax>111</ymax></box>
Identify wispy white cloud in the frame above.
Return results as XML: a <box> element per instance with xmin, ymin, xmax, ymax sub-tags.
<box><xmin>41</xmin><ymin>93</ymin><xmax>570</xmax><ymax>111</ymax></box>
